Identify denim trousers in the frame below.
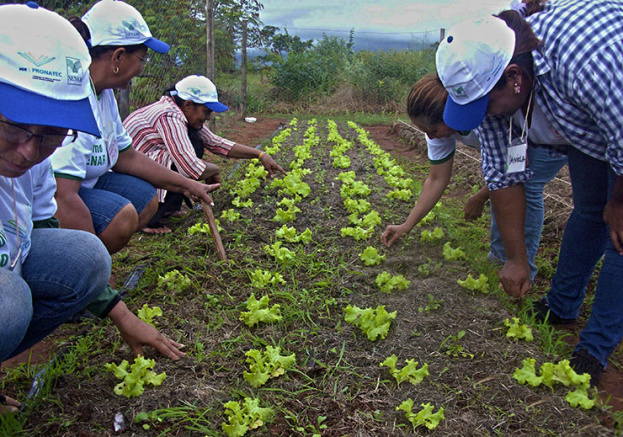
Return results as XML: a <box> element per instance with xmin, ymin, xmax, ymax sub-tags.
<box><xmin>0</xmin><ymin>229</ymin><xmax>110</xmax><ymax>362</ymax></box>
<box><xmin>545</xmin><ymin>147</ymin><xmax>623</xmax><ymax>367</ymax></box>
<box><xmin>489</xmin><ymin>146</ymin><xmax>568</xmax><ymax>280</ymax></box>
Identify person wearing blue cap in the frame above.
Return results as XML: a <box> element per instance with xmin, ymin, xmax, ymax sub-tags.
<box><xmin>435</xmin><ymin>0</ymin><xmax>623</xmax><ymax>385</ymax></box>
<box><xmin>50</xmin><ymin>0</ymin><xmax>220</xmax><ymax>252</ymax></box>
<box><xmin>124</xmin><ymin>75</ymin><xmax>286</xmax><ymax>233</ymax></box>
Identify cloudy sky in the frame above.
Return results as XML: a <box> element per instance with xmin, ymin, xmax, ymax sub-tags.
<box><xmin>260</xmin><ymin>0</ymin><xmax>513</xmax><ymax>49</ymax></box>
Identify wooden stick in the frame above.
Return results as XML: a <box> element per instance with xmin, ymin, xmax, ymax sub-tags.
<box><xmin>201</xmin><ymin>200</ymin><xmax>227</xmax><ymax>261</ymax></box>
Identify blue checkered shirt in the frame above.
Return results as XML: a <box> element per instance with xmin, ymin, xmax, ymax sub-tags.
<box><xmin>477</xmin><ymin>0</ymin><xmax>623</xmax><ymax>190</ymax></box>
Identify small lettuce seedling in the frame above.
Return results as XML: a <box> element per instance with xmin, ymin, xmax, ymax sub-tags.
<box><xmin>157</xmin><ymin>270</ymin><xmax>191</xmax><ymax>292</ymax></box>
<box><xmin>442</xmin><ymin>242</ymin><xmax>466</xmax><ymax>261</ymax></box>
<box><xmin>344</xmin><ymin>304</ymin><xmax>397</xmax><ymax>341</ymax></box>
<box><xmin>244</xmin><ymin>345</ymin><xmax>296</xmax><ymax>388</ymax></box>
<box><xmin>386</xmin><ymin>189</ymin><xmax>412</xmax><ymax>201</ymax></box>
<box><xmin>240</xmin><ymin>294</ymin><xmax>282</xmax><ymax>327</ymax></box>
<box><xmin>380</xmin><ymin>355</ymin><xmax>428</xmax><ymax>386</ymax></box>
<box><xmin>275</xmin><ymin>225</ymin><xmax>312</xmax><ymax>244</ymax></box>
<box><xmin>249</xmin><ymin>269</ymin><xmax>286</xmax><ymax>289</ymax></box>
<box><xmin>396</xmin><ymin>399</ymin><xmax>444</xmax><ymax>430</ymax></box>
<box><xmin>222</xmin><ymin>397</ymin><xmax>273</xmax><ymax>437</ymax></box>
<box><xmin>137</xmin><ymin>304</ymin><xmax>162</xmax><ymax>327</ymax></box>
<box><xmin>513</xmin><ymin>358</ymin><xmax>595</xmax><ymax>409</ymax></box>
<box><xmin>457</xmin><ymin>273</ymin><xmax>490</xmax><ymax>293</ymax></box>
<box><xmin>504</xmin><ymin>317</ymin><xmax>533</xmax><ymax>342</ymax></box>
<box><xmin>105</xmin><ymin>356</ymin><xmax>166</xmax><ymax>398</ymax></box>
<box><xmin>375</xmin><ymin>272</ymin><xmax>410</xmax><ymax>293</ymax></box>
<box><xmin>188</xmin><ymin>220</ymin><xmax>223</xmax><ymax>236</ymax></box>
<box><xmin>359</xmin><ymin>246</ymin><xmax>386</xmax><ymax>266</ymax></box>
<box><xmin>263</xmin><ymin>241</ymin><xmax>295</xmax><ymax>263</ymax></box>
<box><xmin>420</xmin><ymin>227</ymin><xmax>444</xmax><ymax>241</ymax></box>
<box><xmin>221</xmin><ymin>209</ymin><xmax>241</xmax><ymax>222</ymax></box>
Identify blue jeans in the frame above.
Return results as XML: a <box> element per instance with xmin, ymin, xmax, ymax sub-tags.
<box><xmin>545</xmin><ymin>147</ymin><xmax>623</xmax><ymax>367</ymax></box>
<box><xmin>0</xmin><ymin>229</ymin><xmax>110</xmax><ymax>362</ymax></box>
<box><xmin>489</xmin><ymin>146</ymin><xmax>568</xmax><ymax>280</ymax></box>
<box><xmin>79</xmin><ymin>172</ymin><xmax>156</xmax><ymax>235</ymax></box>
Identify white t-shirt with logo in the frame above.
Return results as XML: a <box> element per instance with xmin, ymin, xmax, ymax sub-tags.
<box><xmin>51</xmin><ymin>88</ymin><xmax>132</xmax><ymax>187</ymax></box>
<box><xmin>427</xmin><ymin>130</ymin><xmax>480</xmax><ymax>164</ymax></box>
<box><xmin>0</xmin><ymin>158</ymin><xmax>57</xmax><ymax>272</ymax></box>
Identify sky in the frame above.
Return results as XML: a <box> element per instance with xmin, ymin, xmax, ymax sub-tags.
<box><xmin>260</xmin><ymin>0</ymin><xmax>513</xmax><ymax>50</ymax></box>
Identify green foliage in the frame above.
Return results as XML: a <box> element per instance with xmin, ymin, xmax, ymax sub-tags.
<box><xmin>504</xmin><ymin>317</ymin><xmax>534</xmax><ymax>342</ymax></box>
<box><xmin>249</xmin><ymin>269</ymin><xmax>286</xmax><ymax>289</ymax></box>
<box><xmin>380</xmin><ymin>355</ymin><xmax>428</xmax><ymax>386</ymax></box>
<box><xmin>375</xmin><ymin>272</ymin><xmax>410</xmax><ymax>293</ymax></box>
<box><xmin>240</xmin><ymin>294</ymin><xmax>282</xmax><ymax>327</ymax></box>
<box><xmin>359</xmin><ymin>246</ymin><xmax>386</xmax><ymax>266</ymax></box>
<box><xmin>396</xmin><ymin>399</ymin><xmax>444</xmax><ymax>430</ymax></box>
<box><xmin>340</xmin><ymin>225</ymin><xmax>374</xmax><ymax>241</ymax></box>
<box><xmin>418</xmin><ymin>294</ymin><xmax>442</xmax><ymax>312</ymax></box>
<box><xmin>457</xmin><ymin>273</ymin><xmax>490</xmax><ymax>293</ymax></box>
<box><xmin>275</xmin><ymin>225</ymin><xmax>312</xmax><ymax>244</ymax></box>
<box><xmin>222</xmin><ymin>397</ymin><xmax>273</xmax><ymax>437</ymax></box>
<box><xmin>157</xmin><ymin>269</ymin><xmax>191</xmax><ymax>292</ymax></box>
<box><xmin>263</xmin><ymin>241</ymin><xmax>295</xmax><ymax>263</ymax></box>
<box><xmin>344</xmin><ymin>304</ymin><xmax>397</xmax><ymax>341</ymax></box>
<box><xmin>105</xmin><ymin>356</ymin><xmax>166</xmax><ymax>398</ymax></box>
<box><xmin>420</xmin><ymin>227</ymin><xmax>444</xmax><ymax>242</ymax></box>
<box><xmin>439</xmin><ymin>330</ymin><xmax>473</xmax><ymax>359</ymax></box>
<box><xmin>442</xmin><ymin>242</ymin><xmax>466</xmax><ymax>261</ymax></box>
<box><xmin>513</xmin><ymin>358</ymin><xmax>595</xmax><ymax>409</ymax></box>
<box><xmin>243</xmin><ymin>346</ymin><xmax>296</xmax><ymax>388</ymax></box>
<box><xmin>137</xmin><ymin>304</ymin><xmax>162</xmax><ymax>327</ymax></box>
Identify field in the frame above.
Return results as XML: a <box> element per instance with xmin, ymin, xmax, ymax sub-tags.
<box><xmin>1</xmin><ymin>117</ymin><xmax>620</xmax><ymax>437</ymax></box>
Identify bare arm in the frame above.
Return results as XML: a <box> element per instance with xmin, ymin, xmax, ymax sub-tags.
<box><xmin>54</xmin><ymin>177</ymin><xmax>96</xmax><ymax>233</ymax></box>
<box><xmin>381</xmin><ymin>158</ymin><xmax>453</xmax><ymax>247</ymax></box>
<box><xmin>107</xmin><ymin>301</ymin><xmax>185</xmax><ymax>360</ymax></box>
<box><xmin>112</xmin><ymin>148</ymin><xmax>220</xmax><ymax>204</ymax></box>
<box><xmin>463</xmin><ymin>185</ymin><xmax>490</xmax><ymax>220</ymax></box>
<box><xmin>490</xmin><ymin>184</ymin><xmax>531</xmax><ymax>298</ymax></box>
<box><xmin>227</xmin><ymin>143</ymin><xmax>286</xmax><ymax>178</ymax></box>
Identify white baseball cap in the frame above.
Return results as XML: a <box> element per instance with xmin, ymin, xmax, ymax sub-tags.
<box><xmin>83</xmin><ymin>0</ymin><xmax>169</xmax><ymax>53</ymax></box>
<box><xmin>436</xmin><ymin>16</ymin><xmax>516</xmax><ymax>131</ymax></box>
<box><xmin>172</xmin><ymin>75</ymin><xmax>229</xmax><ymax>112</ymax></box>
<box><xmin>0</xmin><ymin>2</ymin><xmax>99</xmax><ymax>136</ymax></box>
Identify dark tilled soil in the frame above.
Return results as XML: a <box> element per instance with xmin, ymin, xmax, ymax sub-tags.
<box><xmin>2</xmin><ymin>117</ymin><xmax>620</xmax><ymax>437</ymax></box>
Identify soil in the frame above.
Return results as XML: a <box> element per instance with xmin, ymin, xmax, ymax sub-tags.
<box><xmin>2</xmin><ymin>116</ymin><xmax>621</xmax><ymax>436</ymax></box>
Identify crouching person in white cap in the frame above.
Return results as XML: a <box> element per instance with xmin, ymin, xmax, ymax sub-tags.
<box><xmin>51</xmin><ymin>1</ymin><xmax>220</xmax><ymax>246</ymax></box>
<box><xmin>123</xmin><ymin>74</ymin><xmax>286</xmax><ymax>233</ymax></box>
<box><xmin>0</xmin><ymin>3</ymin><xmax>187</xmax><ymax>416</ymax></box>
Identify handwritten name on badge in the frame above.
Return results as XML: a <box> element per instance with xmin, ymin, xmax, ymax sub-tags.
<box><xmin>506</xmin><ymin>142</ymin><xmax>527</xmax><ymax>174</ymax></box>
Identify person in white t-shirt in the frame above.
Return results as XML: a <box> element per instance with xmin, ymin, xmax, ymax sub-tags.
<box><xmin>0</xmin><ymin>4</ymin><xmax>189</xmax><ymax>416</ymax></box>
<box><xmin>51</xmin><ymin>0</ymin><xmax>220</xmax><ymax>252</ymax></box>
<box><xmin>381</xmin><ymin>74</ymin><xmax>566</xmax><ymax>282</ymax></box>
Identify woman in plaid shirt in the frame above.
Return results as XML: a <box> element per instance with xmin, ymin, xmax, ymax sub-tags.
<box><xmin>436</xmin><ymin>0</ymin><xmax>623</xmax><ymax>385</ymax></box>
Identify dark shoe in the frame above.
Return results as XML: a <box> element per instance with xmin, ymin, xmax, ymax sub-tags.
<box><xmin>570</xmin><ymin>348</ymin><xmax>603</xmax><ymax>387</ymax></box>
<box><xmin>531</xmin><ymin>298</ymin><xmax>576</xmax><ymax>325</ymax></box>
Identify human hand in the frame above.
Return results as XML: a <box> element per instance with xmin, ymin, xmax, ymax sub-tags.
<box><xmin>604</xmin><ymin>196</ymin><xmax>623</xmax><ymax>255</ymax></box>
<box><xmin>184</xmin><ymin>181</ymin><xmax>221</xmax><ymax>206</ymax></box>
<box><xmin>381</xmin><ymin>224</ymin><xmax>408</xmax><ymax>247</ymax></box>
<box><xmin>463</xmin><ymin>193</ymin><xmax>486</xmax><ymax>220</ymax></box>
<box><xmin>498</xmin><ymin>259</ymin><xmax>532</xmax><ymax>298</ymax></box>
<box><xmin>108</xmin><ymin>302</ymin><xmax>185</xmax><ymax>360</ymax></box>
<box><xmin>202</xmin><ymin>162</ymin><xmax>222</xmax><ymax>184</ymax></box>
<box><xmin>259</xmin><ymin>153</ymin><xmax>287</xmax><ymax>178</ymax></box>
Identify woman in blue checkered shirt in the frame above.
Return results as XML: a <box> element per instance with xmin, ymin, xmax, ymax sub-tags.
<box><xmin>435</xmin><ymin>0</ymin><xmax>623</xmax><ymax>385</ymax></box>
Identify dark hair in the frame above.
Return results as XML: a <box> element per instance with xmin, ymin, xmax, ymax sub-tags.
<box><xmin>523</xmin><ymin>0</ymin><xmax>547</xmax><ymax>16</ymax></box>
<box><xmin>492</xmin><ymin>9</ymin><xmax>541</xmax><ymax>89</ymax></box>
<box><xmin>69</xmin><ymin>16</ymin><xmax>145</xmax><ymax>59</ymax></box>
<box><xmin>406</xmin><ymin>74</ymin><xmax>447</xmax><ymax>127</ymax></box>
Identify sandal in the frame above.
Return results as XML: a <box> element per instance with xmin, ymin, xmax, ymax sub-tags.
<box><xmin>139</xmin><ymin>223</ymin><xmax>172</xmax><ymax>235</ymax></box>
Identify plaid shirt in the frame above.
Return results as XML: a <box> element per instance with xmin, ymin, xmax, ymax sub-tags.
<box><xmin>477</xmin><ymin>0</ymin><xmax>623</xmax><ymax>190</ymax></box>
<box><xmin>124</xmin><ymin>96</ymin><xmax>235</xmax><ymax>201</ymax></box>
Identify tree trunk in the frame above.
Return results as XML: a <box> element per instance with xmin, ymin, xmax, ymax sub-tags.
<box><xmin>241</xmin><ymin>20</ymin><xmax>248</xmax><ymax>119</ymax></box>
<box><xmin>206</xmin><ymin>0</ymin><xmax>216</xmax><ymax>131</ymax></box>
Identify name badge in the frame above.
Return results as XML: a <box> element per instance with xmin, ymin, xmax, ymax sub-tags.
<box><xmin>506</xmin><ymin>139</ymin><xmax>527</xmax><ymax>174</ymax></box>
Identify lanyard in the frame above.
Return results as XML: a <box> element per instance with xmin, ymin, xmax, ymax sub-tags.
<box><xmin>509</xmin><ymin>87</ymin><xmax>534</xmax><ymax>146</ymax></box>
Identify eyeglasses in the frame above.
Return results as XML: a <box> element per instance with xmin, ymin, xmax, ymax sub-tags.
<box><xmin>0</xmin><ymin>119</ymin><xmax>77</xmax><ymax>149</ymax></box>
<box><xmin>129</xmin><ymin>51</ymin><xmax>149</xmax><ymax>64</ymax></box>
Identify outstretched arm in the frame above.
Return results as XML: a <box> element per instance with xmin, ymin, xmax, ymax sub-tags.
<box><xmin>381</xmin><ymin>157</ymin><xmax>453</xmax><ymax>247</ymax></box>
